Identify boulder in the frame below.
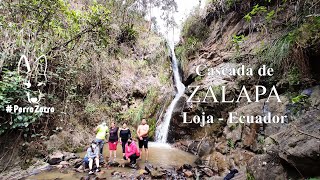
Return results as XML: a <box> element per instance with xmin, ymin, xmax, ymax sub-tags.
<box><xmin>197</xmin><ymin>139</ymin><xmax>215</xmax><ymax>156</ymax></box>
<box><xmin>145</xmin><ymin>163</ymin><xmax>165</xmax><ymax>179</ymax></box>
<box><xmin>247</xmin><ymin>154</ymin><xmax>287</xmax><ymax>180</ymax></box>
<box><xmin>309</xmin><ymin>85</ymin><xmax>320</xmax><ymax>106</ymax></box>
<box><xmin>202</xmin><ymin>167</ymin><xmax>215</xmax><ymax>177</ymax></box>
<box><xmin>242</xmin><ymin>126</ymin><xmax>258</xmax><ymax>151</ymax></box>
<box><xmin>215</xmin><ymin>141</ymin><xmax>228</xmax><ymax>154</ymax></box>
<box><xmin>268</xmin><ymin>109</ymin><xmax>320</xmax><ymax>176</ymax></box>
<box><xmin>48</xmin><ymin>151</ymin><xmax>64</xmax><ymax>165</ymax></box>
<box><xmin>27</xmin><ymin>160</ymin><xmax>52</xmax><ymax>176</ymax></box>
<box><xmin>69</xmin><ymin>158</ymin><xmax>83</xmax><ymax>168</ymax></box>
<box><xmin>224</xmin><ymin>124</ymin><xmax>242</xmax><ymax>143</ymax></box>
<box><xmin>59</xmin><ymin>161</ymin><xmax>70</xmax><ymax>166</ymax></box>
<box><xmin>201</xmin><ymin>152</ymin><xmax>228</xmax><ymax>175</ymax></box>
<box><xmin>63</xmin><ymin>152</ymin><xmax>79</xmax><ymax>161</ymax></box>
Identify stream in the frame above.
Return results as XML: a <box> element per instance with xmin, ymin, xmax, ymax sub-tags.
<box><xmin>27</xmin><ymin>143</ymin><xmax>196</xmax><ymax>179</ymax></box>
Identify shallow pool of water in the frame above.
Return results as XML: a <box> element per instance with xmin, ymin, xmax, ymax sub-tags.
<box><xmin>27</xmin><ymin>142</ymin><xmax>196</xmax><ymax>180</ymax></box>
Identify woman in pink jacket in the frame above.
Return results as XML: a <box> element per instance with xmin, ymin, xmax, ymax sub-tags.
<box><xmin>125</xmin><ymin>138</ymin><xmax>140</xmax><ymax>167</ymax></box>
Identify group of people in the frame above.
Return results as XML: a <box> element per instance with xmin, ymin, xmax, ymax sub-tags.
<box><xmin>82</xmin><ymin>119</ymin><xmax>150</xmax><ymax>175</ymax></box>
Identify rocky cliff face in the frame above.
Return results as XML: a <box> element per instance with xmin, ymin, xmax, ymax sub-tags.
<box><xmin>171</xmin><ymin>0</ymin><xmax>320</xmax><ymax>179</ymax></box>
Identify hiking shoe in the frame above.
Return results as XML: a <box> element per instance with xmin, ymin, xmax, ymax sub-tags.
<box><xmin>129</xmin><ymin>163</ymin><xmax>137</xmax><ymax>168</ymax></box>
<box><xmin>96</xmin><ymin>167</ymin><xmax>101</xmax><ymax>172</ymax></box>
<box><xmin>88</xmin><ymin>170</ymin><xmax>94</xmax><ymax>175</ymax></box>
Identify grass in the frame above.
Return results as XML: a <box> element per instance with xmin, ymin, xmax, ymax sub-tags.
<box><xmin>258</xmin><ymin>35</ymin><xmax>292</xmax><ymax>72</ymax></box>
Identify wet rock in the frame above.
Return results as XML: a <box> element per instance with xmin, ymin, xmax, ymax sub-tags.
<box><xmin>247</xmin><ymin>154</ymin><xmax>287</xmax><ymax>180</ymax></box>
<box><xmin>63</xmin><ymin>152</ymin><xmax>79</xmax><ymax>161</ymax></box>
<box><xmin>150</xmin><ymin>170</ymin><xmax>165</xmax><ymax>179</ymax></box>
<box><xmin>145</xmin><ymin>163</ymin><xmax>154</xmax><ymax>174</ymax></box>
<box><xmin>70</xmin><ymin>158</ymin><xmax>83</xmax><ymax>168</ymax></box>
<box><xmin>108</xmin><ymin>161</ymin><xmax>120</xmax><ymax>167</ymax></box>
<box><xmin>136</xmin><ymin>174</ymin><xmax>151</xmax><ymax>180</ymax></box>
<box><xmin>56</xmin><ymin>164</ymin><xmax>63</xmax><ymax>169</ymax></box>
<box><xmin>176</xmin><ymin>139</ymin><xmax>215</xmax><ymax>156</ymax></box>
<box><xmin>138</xmin><ymin>169</ymin><xmax>148</xmax><ymax>175</ymax></box>
<box><xmin>184</xmin><ymin>170</ymin><xmax>193</xmax><ymax>178</ymax></box>
<box><xmin>145</xmin><ymin>163</ymin><xmax>165</xmax><ymax>179</ymax></box>
<box><xmin>59</xmin><ymin>161</ymin><xmax>70</xmax><ymax>166</ymax></box>
<box><xmin>48</xmin><ymin>151</ymin><xmax>64</xmax><ymax>165</ymax></box>
<box><xmin>27</xmin><ymin>160</ymin><xmax>52</xmax><ymax>176</ymax></box>
<box><xmin>111</xmin><ymin>171</ymin><xmax>121</xmax><ymax>176</ymax></box>
<box><xmin>182</xmin><ymin>164</ymin><xmax>192</xmax><ymax>170</ymax></box>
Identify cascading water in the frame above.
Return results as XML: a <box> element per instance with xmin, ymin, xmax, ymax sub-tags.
<box><xmin>156</xmin><ymin>44</ymin><xmax>185</xmax><ymax>143</ymax></box>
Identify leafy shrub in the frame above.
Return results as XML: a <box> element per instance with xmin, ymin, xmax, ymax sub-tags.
<box><xmin>0</xmin><ymin>70</ymin><xmax>40</xmax><ymax>135</ymax></box>
<box><xmin>244</xmin><ymin>4</ymin><xmax>267</xmax><ymax>22</ymax></box>
<box><xmin>117</xmin><ymin>24</ymin><xmax>138</xmax><ymax>45</ymax></box>
<box><xmin>232</xmin><ymin>34</ymin><xmax>246</xmax><ymax>53</ymax></box>
<box><xmin>288</xmin><ymin>67</ymin><xmax>301</xmax><ymax>86</ymax></box>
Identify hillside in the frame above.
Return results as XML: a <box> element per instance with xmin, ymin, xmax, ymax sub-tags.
<box><xmin>171</xmin><ymin>0</ymin><xmax>320</xmax><ymax>179</ymax></box>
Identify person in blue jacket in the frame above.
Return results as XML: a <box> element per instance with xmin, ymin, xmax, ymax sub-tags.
<box><xmin>83</xmin><ymin>141</ymin><xmax>101</xmax><ymax>175</ymax></box>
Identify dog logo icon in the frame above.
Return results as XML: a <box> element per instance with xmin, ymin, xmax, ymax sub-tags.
<box><xmin>17</xmin><ymin>55</ymin><xmax>47</xmax><ymax>104</ymax></box>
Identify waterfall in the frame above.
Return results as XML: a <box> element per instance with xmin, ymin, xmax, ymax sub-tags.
<box><xmin>155</xmin><ymin>44</ymin><xmax>185</xmax><ymax>143</ymax></box>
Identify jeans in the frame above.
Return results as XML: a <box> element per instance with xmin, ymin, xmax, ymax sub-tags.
<box><xmin>95</xmin><ymin>138</ymin><xmax>105</xmax><ymax>161</ymax></box>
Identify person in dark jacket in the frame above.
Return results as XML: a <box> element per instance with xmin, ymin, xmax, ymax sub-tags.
<box><xmin>108</xmin><ymin>121</ymin><xmax>119</xmax><ymax>162</ymax></box>
<box><xmin>119</xmin><ymin>122</ymin><xmax>131</xmax><ymax>160</ymax></box>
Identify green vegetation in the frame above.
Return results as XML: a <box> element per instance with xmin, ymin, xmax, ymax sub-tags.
<box><xmin>244</xmin><ymin>4</ymin><xmax>267</xmax><ymax>22</ymax></box>
<box><xmin>291</xmin><ymin>94</ymin><xmax>308</xmax><ymax>104</ymax></box>
<box><xmin>246</xmin><ymin>173</ymin><xmax>255</xmax><ymax>180</ymax></box>
<box><xmin>231</xmin><ymin>34</ymin><xmax>246</xmax><ymax>53</ymax></box>
<box><xmin>258</xmin><ymin>16</ymin><xmax>320</xmax><ymax>83</ymax></box>
<box><xmin>121</xmin><ymin>87</ymin><xmax>160</xmax><ymax>139</ymax></box>
<box><xmin>176</xmin><ymin>9</ymin><xmax>209</xmax><ymax>68</ymax></box>
<box><xmin>227</xmin><ymin>138</ymin><xmax>235</xmax><ymax>149</ymax></box>
<box><xmin>0</xmin><ymin>0</ymin><xmax>173</xmax><ymax>165</ymax></box>
<box><xmin>257</xmin><ymin>136</ymin><xmax>265</xmax><ymax>144</ymax></box>
<box><xmin>0</xmin><ymin>70</ymin><xmax>40</xmax><ymax>135</ymax></box>
<box><xmin>258</xmin><ymin>35</ymin><xmax>292</xmax><ymax>71</ymax></box>
<box><xmin>288</xmin><ymin>67</ymin><xmax>301</xmax><ymax>86</ymax></box>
